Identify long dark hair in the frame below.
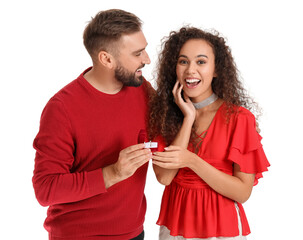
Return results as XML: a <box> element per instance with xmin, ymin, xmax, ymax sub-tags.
<box><xmin>148</xmin><ymin>27</ymin><xmax>260</xmax><ymax>145</ymax></box>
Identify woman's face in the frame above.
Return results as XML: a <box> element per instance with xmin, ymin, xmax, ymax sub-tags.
<box><xmin>176</xmin><ymin>39</ymin><xmax>216</xmax><ymax>103</ymax></box>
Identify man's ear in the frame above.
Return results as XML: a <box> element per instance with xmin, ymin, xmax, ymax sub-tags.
<box><xmin>98</xmin><ymin>51</ymin><xmax>115</xmax><ymax>69</ymax></box>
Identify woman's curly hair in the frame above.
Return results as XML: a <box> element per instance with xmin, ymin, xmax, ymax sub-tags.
<box><xmin>148</xmin><ymin>27</ymin><xmax>260</xmax><ymax>145</ymax></box>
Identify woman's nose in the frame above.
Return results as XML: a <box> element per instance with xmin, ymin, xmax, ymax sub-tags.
<box><xmin>186</xmin><ymin>62</ymin><xmax>196</xmax><ymax>74</ymax></box>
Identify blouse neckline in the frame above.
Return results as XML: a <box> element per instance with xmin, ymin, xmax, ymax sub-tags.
<box><xmin>195</xmin><ymin>102</ymin><xmax>225</xmax><ymax>141</ymax></box>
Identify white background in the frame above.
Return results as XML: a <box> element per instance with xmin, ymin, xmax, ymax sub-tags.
<box><xmin>0</xmin><ymin>0</ymin><xmax>302</xmax><ymax>239</ymax></box>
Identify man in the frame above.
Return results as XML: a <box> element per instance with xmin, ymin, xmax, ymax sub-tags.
<box><xmin>33</xmin><ymin>9</ymin><xmax>152</xmax><ymax>240</ymax></box>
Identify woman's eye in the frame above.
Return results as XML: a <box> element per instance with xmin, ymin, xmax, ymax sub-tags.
<box><xmin>197</xmin><ymin>60</ymin><xmax>206</xmax><ymax>64</ymax></box>
<box><xmin>178</xmin><ymin>59</ymin><xmax>187</xmax><ymax>64</ymax></box>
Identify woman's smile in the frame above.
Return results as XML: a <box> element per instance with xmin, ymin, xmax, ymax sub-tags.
<box><xmin>184</xmin><ymin>78</ymin><xmax>201</xmax><ymax>88</ymax></box>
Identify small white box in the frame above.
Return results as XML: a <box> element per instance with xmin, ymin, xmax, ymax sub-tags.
<box><xmin>144</xmin><ymin>141</ymin><xmax>158</xmax><ymax>149</ymax></box>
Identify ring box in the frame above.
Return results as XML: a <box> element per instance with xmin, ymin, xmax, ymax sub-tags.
<box><xmin>138</xmin><ymin>130</ymin><xmax>158</xmax><ymax>152</ymax></box>
<box><xmin>144</xmin><ymin>141</ymin><xmax>158</xmax><ymax>152</ymax></box>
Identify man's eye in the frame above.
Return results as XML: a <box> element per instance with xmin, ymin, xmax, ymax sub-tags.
<box><xmin>136</xmin><ymin>52</ymin><xmax>142</xmax><ymax>56</ymax></box>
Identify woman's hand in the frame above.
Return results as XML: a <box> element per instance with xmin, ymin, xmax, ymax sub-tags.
<box><xmin>152</xmin><ymin>145</ymin><xmax>196</xmax><ymax>169</ymax></box>
<box><xmin>172</xmin><ymin>80</ymin><xmax>196</xmax><ymax>122</ymax></box>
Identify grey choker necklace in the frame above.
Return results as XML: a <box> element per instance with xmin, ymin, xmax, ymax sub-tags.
<box><xmin>192</xmin><ymin>93</ymin><xmax>218</xmax><ymax>109</ymax></box>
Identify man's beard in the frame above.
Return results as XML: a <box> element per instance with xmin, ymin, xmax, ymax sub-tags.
<box><xmin>115</xmin><ymin>63</ymin><xmax>144</xmax><ymax>87</ymax></box>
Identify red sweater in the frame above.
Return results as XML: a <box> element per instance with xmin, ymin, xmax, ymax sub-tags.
<box><xmin>33</xmin><ymin>68</ymin><xmax>151</xmax><ymax>239</ymax></box>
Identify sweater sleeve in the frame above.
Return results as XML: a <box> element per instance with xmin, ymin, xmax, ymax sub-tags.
<box><xmin>32</xmin><ymin>98</ymin><xmax>107</xmax><ymax>207</ymax></box>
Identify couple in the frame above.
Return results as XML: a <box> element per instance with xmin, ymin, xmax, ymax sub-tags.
<box><xmin>32</xmin><ymin>9</ymin><xmax>269</xmax><ymax>240</ymax></box>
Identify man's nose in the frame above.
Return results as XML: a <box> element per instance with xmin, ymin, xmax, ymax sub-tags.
<box><xmin>142</xmin><ymin>50</ymin><xmax>151</xmax><ymax>65</ymax></box>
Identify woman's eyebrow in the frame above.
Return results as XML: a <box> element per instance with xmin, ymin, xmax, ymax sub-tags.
<box><xmin>178</xmin><ymin>55</ymin><xmax>188</xmax><ymax>59</ymax></box>
<box><xmin>178</xmin><ymin>54</ymin><xmax>208</xmax><ymax>59</ymax></box>
<box><xmin>197</xmin><ymin>54</ymin><xmax>208</xmax><ymax>58</ymax></box>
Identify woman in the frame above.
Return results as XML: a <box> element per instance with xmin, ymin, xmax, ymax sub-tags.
<box><xmin>149</xmin><ymin>27</ymin><xmax>270</xmax><ymax>240</ymax></box>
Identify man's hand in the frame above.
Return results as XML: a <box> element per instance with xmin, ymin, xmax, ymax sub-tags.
<box><xmin>102</xmin><ymin>144</ymin><xmax>151</xmax><ymax>189</ymax></box>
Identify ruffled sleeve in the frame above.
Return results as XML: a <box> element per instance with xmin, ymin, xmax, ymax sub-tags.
<box><xmin>227</xmin><ymin>108</ymin><xmax>270</xmax><ymax>185</ymax></box>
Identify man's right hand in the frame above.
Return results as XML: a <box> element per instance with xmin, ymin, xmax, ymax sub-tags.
<box><xmin>102</xmin><ymin>144</ymin><xmax>151</xmax><ymax>189</ymax></box>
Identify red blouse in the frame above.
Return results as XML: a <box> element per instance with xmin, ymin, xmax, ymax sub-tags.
<box><xmin>156</xmin><ymin>103</ymin><xmax>270</xmax><ymax>238</ymax></box>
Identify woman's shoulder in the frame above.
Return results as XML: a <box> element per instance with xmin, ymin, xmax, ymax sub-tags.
<box><xmin>228</xmin><ymin>105</ymin><xmax>259</xmax><ymax>137</ymax></box>
<box><xmin>219</xmin><ymin>103</ymin><xmax>257</xmax><ymax>130</ymax></box>
<box><xmin>237</xmin><ymin>106</ymin><xmax>255</xmax><ymax>119</ymax></box>
<box><xmin>226</xmin><ymin>104</ymin><xmax>256</xmax><ymax>121</ymax></box>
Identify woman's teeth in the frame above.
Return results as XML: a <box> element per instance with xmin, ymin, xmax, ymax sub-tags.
<box><xmin>186</xmin><ymin>79</ymin><xmax>200</xmax><ymax>84</ymax></box>
<box><xmin>185</xmin><ymin>78</ymin><xmax>201</xmax><ymax>87</ymax></box>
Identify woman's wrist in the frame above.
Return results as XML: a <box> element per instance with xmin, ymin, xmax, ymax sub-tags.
<box><xmin>183</xmin><ymin>115</ymin><xmax>195</xmax><ymax>125</ymax></box>
<box><xmin>187</xmin><ymin>153</ymin><xmax>203</xmax><ymax>171</ymax></box>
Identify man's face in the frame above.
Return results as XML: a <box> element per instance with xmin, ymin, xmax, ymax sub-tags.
<box><xmin>114</xmin><ymin>31</ymin><xmax>150</xmax><ymax>87</ymax></box>
<box><xmin>114</xmin><ymin>61</ymin><xmax>145</xmax><ymax>87</ymax></box>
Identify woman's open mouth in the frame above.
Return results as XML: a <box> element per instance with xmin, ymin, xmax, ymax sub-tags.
<box><xmin>185</xmin><ymin>78</ymin><xmax>201</xmax><ymax>88</ymax></box>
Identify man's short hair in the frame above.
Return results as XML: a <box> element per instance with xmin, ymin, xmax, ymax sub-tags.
<box><xmin>83</xmin><ymin>9</ymin><xmax>142</xmax><ymax>60</ymax></box>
